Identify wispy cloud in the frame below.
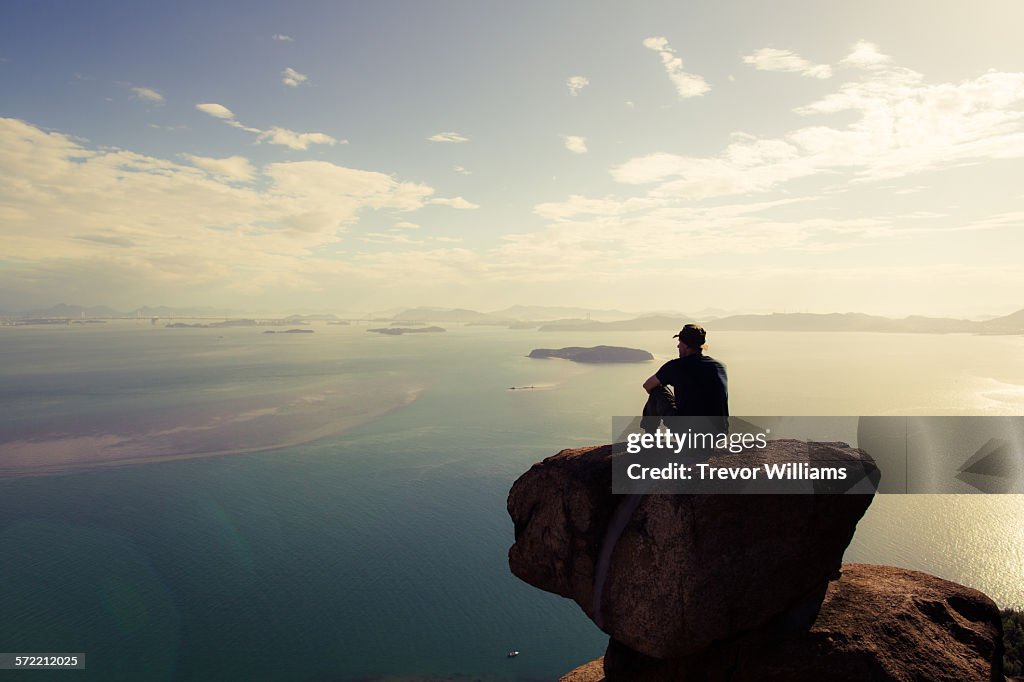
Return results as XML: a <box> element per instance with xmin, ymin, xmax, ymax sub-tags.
<box><xmin>195</xmin><ymin>103</ymin><xmax>338</xmax><ymax>147</ymax></box>
<box><xmin>742</xmin><ymin>48</ymin><xmax>832</xmax><ymax>79</ymax></box>
<box><xmin>258</xmin><ymin>127</ymin><xmax>341</xmax><ymax>150</ymax></box>
<box><xmin>642</xmin><ymin>36</ymin><xmax>710</xmax><ymax>98</ymax></box>
<box><xmin>567</xmin><ymin>75</ymin><xmax>589</xmax><ymax>96</ymax></box>
<box><xmin>74</xmin><ymin>234</ymin><xmax>135</xmax><ymax>248</ymax></box>
<box><xmin>196</xmin><ymin>102</ymin><xmax>235</xmax><ymax>119</ymax></box>
<box><xmin>282</xmin><ymin>67</ymin><xmax>308</xmax><ymax>87</ymax></box>
<box><xmin>534</xmin><ymin>195</ymin><xmax>665</xmax><ymax>221</ymax></box>
<box><xmin>429</xmin><ymin>196</ymin><xmax>479</xmax><ymax>209</ymax></box>
<box><xmin>563</xmin><ymin>135</ymin><xmax>587</xmax><ymax>154</ymax></box>
<box><xmin>840</xmin><ymin>41</ymin><xmax>892</xmax><ymax>70</ymax></box>
<box><xmin>131</xmin><ymin>86</ymin><xmax>165</xmax><ymax>103</ymax></box>
<box><xmin>362</xmin><ymin>232</ymin><xmax>425</xmax><ymax>245</ymax></box>
<box><xmin>272</xmin><ymin>34</ymin><xmax>294</xmax><ymax>42</ymax></box>
<box><xmin>428</xmin><ymin>132</ymin><xmax>469</xmax><ymax>143</ymax></box>
<box><xmin>610</xmin><ymin>45</ymin><xmax>1024</xmax><ymax>197</ymax></box>
<box><xmin>196</xmin><ymin>102</ymin><xmax>262</xmax><ymax>132</ymax></box>
<box><xmin>394</xmin><ymin>221</ymin><xmax>420</xmax><ymax>229</ymax></box>
<box><xmin>183</xmin><ymin>154</ymin><xmax>256</xmax><ymax>182</ymax></box>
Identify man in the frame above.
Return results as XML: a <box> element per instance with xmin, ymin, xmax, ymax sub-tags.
<box><xmin>640</xmin><ymin>323</ymin><xmax>729</xmax><ymax>434</ymax></box>
<box><xmin>592</xmin><ymin>324</ymin><xmax>730</xmax><ymax>629</ymax></box>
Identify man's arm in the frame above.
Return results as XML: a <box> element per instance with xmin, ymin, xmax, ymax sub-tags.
<box><xmin>642</xmin><ymin>375</ymin><xmax>661</xmax><ymax>393</ymax></box>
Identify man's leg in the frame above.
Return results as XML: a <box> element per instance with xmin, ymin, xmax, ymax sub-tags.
<box><xmin>639</xmin><ymin>385</ymin><xmax>675</xmax><ymax>432</ymax></box>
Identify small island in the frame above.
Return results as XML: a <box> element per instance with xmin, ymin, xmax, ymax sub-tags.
<box><xmin>528</xmin><ymin>345</ymin><xmax>653</xmax><ymax>363</ymax></box>
<box><xmin>367</xmin><ymin>326</ymin><xmax>446</xmax><ymax>335</ymax></box>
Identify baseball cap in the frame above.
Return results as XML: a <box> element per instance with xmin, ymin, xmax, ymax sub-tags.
<box><xmin>673</xmin><ymin>324</ymin><xmax>707</xmax><ymax>347</ymax></box>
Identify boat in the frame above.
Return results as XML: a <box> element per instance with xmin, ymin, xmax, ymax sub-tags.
<box><xmin>506</xmin><ymin>650</ymin><xmax>520</xmax><ymax>658</ymax></box>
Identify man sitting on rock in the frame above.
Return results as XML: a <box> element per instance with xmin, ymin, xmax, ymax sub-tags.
<box><xmin>640</xmin><ymin>323</ymin><xmax>729</xmax><ymax>434</ymax></box>
<box><xmin>594</xmin><ymin>324</ymin><xmax>729</xmax><ymax>629</ymax></box>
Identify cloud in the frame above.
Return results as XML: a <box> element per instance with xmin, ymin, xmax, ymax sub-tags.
<box><xmin>258</xmin><ymin>127</ymin><xmax>340</xmax><ymax>150</ymax></box>
<box><xmin>195</xmin><ymin>103</ymin><xmax>336</xmax><ymax>146</ymax></box>
<box><xmin>563</xmin><ymin>135</ymin><xmax>587</xmax><ymax>154</ymax></box>
<box><xmin>840</xmin><ymin>41</ymin><xmax>892</xmax><ymax>70</ymax></box>
<box><xmin>609</xmin><ymin>50</ymin><xmax>1024</xmax><ymax>198</ymax></box>
<box><xmin>183</xmin><ymin>154</ymin><xmax>256</xmax><ymax>182</ymax></box>
<box><xmin>534</xmin><ymin>194</ymin><xmax>665</xmax><ymax>221</ymax></box>
<box><xmin>196</xmin><ymin>102</ymin><xmax>235</xmax><ymax>119</ymax></box>
<box><xmin>488</xmin><ymin>48</ymin><xmax>1024</xmax><ymax>310</ymax></box>
<box><xmin>196</xmin><ymin>102</ymin><xmax>261</xmax><ymax>131</ymax></box>
<box><xmin>567</xmin><ymin>75</ymin><xmax>589</xmax><ymax>96</ymax></box>
<box><xmin>131</xmin><ymin>86</ymin><xmax>165</xmax><ymax>103</ymax></box>
<box><xmin>361</xmin><ymin>232</ymin><xmax>425</xmax><ymax>245</ymax></box>
<box><xmin>272</xmin><ymin>34</ymin><xmax>294</xmax><ymax>42</ymax></box>
<box><xmin>282</xmin><ymin>67</ymin><xmax>308</xmax><ymax>87</ymax></box>
<box><xmin>453</xmin><ymin>165</ymin><xmax>471</xmax><ymax>175</ymax></box>
<box><xmin>74</xmin><ymin>234</ymin><xmax>135</xmax><ymax>247</ymax></box>
<box><xmin>742</xmin><ymin>48</ymin><xmax>832</xmax><ymax>79</ymax></box>
<box><xmin>0</xmin><ymin>118</ymin><xmax>438</xmax><ymax>303</ymax></box>
<box><xmin>642</xmin><ymin>36</ymin><xmax>710</xmax><ymax>98</ymax></box>
<box><xmin>429</xmin><ymin>196</ymin><xmax>479</xmax><ymax>209</ymax></box>
<box><xmin>394</xmin><ymin>221</ymin><xmax>420</xmax><ymax>229</ymax></box>
<box><xmin>428</xmin><ymin>132</ymin><xmax>469</xmax><ymax>143</ymax></box>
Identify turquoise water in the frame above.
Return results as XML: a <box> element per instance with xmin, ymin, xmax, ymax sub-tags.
<box><xmin>1</xmin><ymin>323</ymin><xmax>1023</xmax><ymax>680</ymax></box>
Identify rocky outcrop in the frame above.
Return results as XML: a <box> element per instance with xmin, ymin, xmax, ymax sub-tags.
<box><xmin>528</xmin><ymin>346</ymin><xmax>654</xmax><ymax>363</ymax></box>
<box><xmin>509</xmin><ymin>443</ymin><xmax>1006</xmax><ymax>680</ymax></box>
<box><xmin>508</xmin><ymin>441</ymin><xmax>876</xmax><ymax>658</ymax></box>
<box><xmin>562</xmin><ymin>564</ymin><xmax>1005</xmax><ymax>682</ymax></box>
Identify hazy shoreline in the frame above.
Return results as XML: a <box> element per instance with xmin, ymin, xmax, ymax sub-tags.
<box><xmin>0</xmin><ymin>381</ymin><xmax>425</xmax><ymax>479</ymax></box>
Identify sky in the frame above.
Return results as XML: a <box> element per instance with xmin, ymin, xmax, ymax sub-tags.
<box><xmin>2</xmin><ymin>0</ymin><xmax>1023</xmax><ymax>317</ymax></box>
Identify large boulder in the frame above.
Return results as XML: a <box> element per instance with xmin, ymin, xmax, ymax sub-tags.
<box><xmin>595</xmin><ymin>563</ymin><xmax>1005</xmax><ymax>681</ymax></box>
<box><xmin>508</xmin><ymin>440</ymin><xmax>877</xmax><ymax>658</ymax></box>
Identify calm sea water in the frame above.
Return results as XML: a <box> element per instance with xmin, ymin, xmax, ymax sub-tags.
<box><xmin>1</xmin><ymin>322</ymin><xmax>1022</xmax><ymax>681</ymax></box>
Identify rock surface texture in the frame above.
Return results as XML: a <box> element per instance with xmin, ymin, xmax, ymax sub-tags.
<box><xmin>562</xmin><ymin>564</ymin><xmax>1005</xmax><ymax>681</ymax></box>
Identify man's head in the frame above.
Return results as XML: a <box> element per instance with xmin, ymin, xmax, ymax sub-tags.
<box><xmin>673</xmin><ymin>323</ymin><xmax>707</xmax><ymax>357</ymax></box>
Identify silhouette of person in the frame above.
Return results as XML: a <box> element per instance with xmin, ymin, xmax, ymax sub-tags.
<box><xmin>640</xmin><ymin>323</ymin><xmax>729</xmax><ymax>434</ymax></box>
<box><xmin>593</xmin><ymin>324</ymin><xmax>729</xmax><ymax>629</ymax></box>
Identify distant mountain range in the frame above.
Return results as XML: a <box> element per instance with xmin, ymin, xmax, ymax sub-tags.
<box><xmin>0</xmin><ymin>304</ymin><xmax>342</xmax><ymax>320</ymax></box>
<box><xmin>3</xmin><ymin>303</ymin><xmax>1023</xmax><ymax>335</ymax></box>
<box><xmin>538</xmin><ymin>315</ymin><xmax>689</xmax><ymax>332</ymax></box>
<box><xmin>535</xmin><ymin>310</ymin><xmax>1024</xmax><ymax>335</ymax></box>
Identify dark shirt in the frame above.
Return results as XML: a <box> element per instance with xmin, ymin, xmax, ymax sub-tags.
<box><xmin>655</xmin><ymin>353</ymin><xmax>729</xmax><ymax>428</ymax></box>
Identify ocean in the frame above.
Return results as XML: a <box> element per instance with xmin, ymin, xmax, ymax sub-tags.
<box><xmin>1</xmin><ymin>321</ymin><xmax>1022</xmax><ymax>680</ymax></box>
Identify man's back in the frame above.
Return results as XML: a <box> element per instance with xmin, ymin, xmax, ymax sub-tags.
<box><xmin>656</xmin><ymin>352</ymin><xmax>729</xmax><ymax>423</ymax></box>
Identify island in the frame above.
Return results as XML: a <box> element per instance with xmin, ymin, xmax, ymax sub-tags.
<box><xmin>367</xmin><ymin>326</ymin><xmax>446</xmax><ymax>335</ymax></box>
<box><xmin>528</xmin><ymin>345</ymin><xmax>653</xmax><ymax>363</ymax></box>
